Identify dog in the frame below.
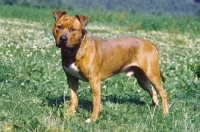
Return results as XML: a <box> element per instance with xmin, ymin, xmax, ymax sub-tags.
<box><xmin>52</xmin><ymin>10</ymin><xmax>168</xmax><ymax>123</ymax></box>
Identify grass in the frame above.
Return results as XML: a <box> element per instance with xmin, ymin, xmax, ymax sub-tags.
<box><xmin>0</xmin><ymin>5</ymin><xmax>200</xmax><ymax>131</ymax></box>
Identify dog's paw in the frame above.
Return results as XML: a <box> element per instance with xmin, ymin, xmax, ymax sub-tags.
<box><xmin>85</xmin><ymin>118</ymin><xmax>92</xmax><ymax>123</ymax></box>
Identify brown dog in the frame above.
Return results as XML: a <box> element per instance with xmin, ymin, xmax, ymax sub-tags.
<box><xmin>52</xmin><ymin>10</ymin><xmax>168</xmax><ymax>122</ymax></box>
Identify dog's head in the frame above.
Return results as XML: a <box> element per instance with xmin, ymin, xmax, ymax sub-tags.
<box><xmin>53</xmin><ymin>10</ymin><xmax>89</xmax><ymax>49</ymax></box>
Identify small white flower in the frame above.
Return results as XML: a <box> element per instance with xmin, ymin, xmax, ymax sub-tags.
<box><xmin>21</xmin><ymin>82</ymin><xmax>25</xmax><ymax>86</ymax></box>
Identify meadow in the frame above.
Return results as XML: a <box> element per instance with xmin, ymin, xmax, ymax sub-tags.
<box><xmin>0</xmin><ymin>5</ymin><xmax>200</xmax><ymax>131</ymax></box>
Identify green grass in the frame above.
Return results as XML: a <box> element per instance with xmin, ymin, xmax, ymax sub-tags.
<box><xmin>0</xmin><ymin>5</ymin><xmax>200</xmax><ymax>131</ymax></box>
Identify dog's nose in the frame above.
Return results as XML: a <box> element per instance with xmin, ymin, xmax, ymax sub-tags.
<box><xmin>60</xmin><ymin>35</ymin><xmax>68</xmax><ymax>42</ymax></box>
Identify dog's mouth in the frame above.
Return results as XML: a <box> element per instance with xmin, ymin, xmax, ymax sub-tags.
<box><xmin>56</xmin><ymin>41</ymin><xmax>80</xmax><ymax>50</ymax></box>
<box><xmin>56</xmin><ymin>43</ymin><xmax>66</xmax><ymax>48</ymax></box>
<box><xmin>56</xmin><ymin>35</ymin><xmax>68</xmax><ymax>48</ymax></box>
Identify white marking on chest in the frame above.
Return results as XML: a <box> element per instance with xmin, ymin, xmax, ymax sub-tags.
<box><xmin>63</xmin><ymin>63</ymin><xmax>84</xmax><ymax>80</ymax></box>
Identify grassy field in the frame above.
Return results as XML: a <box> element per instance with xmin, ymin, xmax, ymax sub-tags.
<box><xmin>0</xmin><ymin>5</ymin><xmax>200</xmax><ymax>131</ymax></box>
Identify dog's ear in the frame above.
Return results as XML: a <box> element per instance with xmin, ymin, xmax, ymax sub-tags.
<box><xmin>53</xmin><ymin>10</ymin><xmax>67</xmax><ymax>21</ymax></box>
<box><xmin>75</xmin><ymin>15</ymin><xmax>89</xmax><ymax>29</ymax></box>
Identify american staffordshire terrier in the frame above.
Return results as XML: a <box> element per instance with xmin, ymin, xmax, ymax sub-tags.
<box><xmin>52</xmin><ymin>10</ymin><xmax>168</xmax><ymax>122</ymax></box>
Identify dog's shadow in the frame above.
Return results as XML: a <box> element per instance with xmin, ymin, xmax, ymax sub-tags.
<box><xmin>45</xmin><ymin>95</ymin><xmax>92</xmax><ymax>111</ymax></box>
<box><xmin>46</xmin><ymin>95</ymin><xmax>146</xmax><ymax>111</ymax></box>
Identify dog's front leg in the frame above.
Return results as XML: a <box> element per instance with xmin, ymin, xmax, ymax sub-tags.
<box><xmin>86</xmin><ymin>77</ymin><xmax>102</xmax><ymax>123</ymax></box>
<box><xmin>66</xmin><ymin>74</ymin><xmax>79</xmax><ymax>116</ymax></box>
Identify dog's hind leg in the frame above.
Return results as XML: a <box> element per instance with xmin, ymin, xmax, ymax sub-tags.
<box><xmin>130</xmin><ymin>67</ymin><xmax>159</xmax><ymax>106</ymax></box>
<box><xmin>145</xmin><ymin>72</ymin><xmax>168</xmax><ymax>115</ymax></box>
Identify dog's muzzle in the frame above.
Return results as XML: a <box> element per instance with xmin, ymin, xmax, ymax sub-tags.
<box><xmin>56</xmin><ymin>35</ymin><xmax>68</xmax><ymax>48</ymax></box>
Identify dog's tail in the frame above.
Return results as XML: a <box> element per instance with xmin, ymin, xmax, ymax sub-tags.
<box><xmin>160</xmin><ymin>69</ymin><xmax>165</xmax><ymax>82</ymax></box>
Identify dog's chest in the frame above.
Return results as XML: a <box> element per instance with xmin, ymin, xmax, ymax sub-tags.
<box><xmin>63</xmin><ymin>63</ymin><xmax>84</xmax><ymax>80</ymax></box>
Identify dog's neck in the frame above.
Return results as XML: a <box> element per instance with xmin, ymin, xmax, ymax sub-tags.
<box><xmin>61</xmin><ymin>44</ymin><xmax>80</xmax><ymax>57</ymax></box>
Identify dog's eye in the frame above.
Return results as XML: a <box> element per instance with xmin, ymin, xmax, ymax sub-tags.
<box><xmin>70</xmin><ymin>28</ymin><xmax>76</xmax><ymax>32</ymax></box>
<box><xmin>56</xmin><ymin>25</ymin><xmax>62</xmax><ymax>30</ymax></box>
